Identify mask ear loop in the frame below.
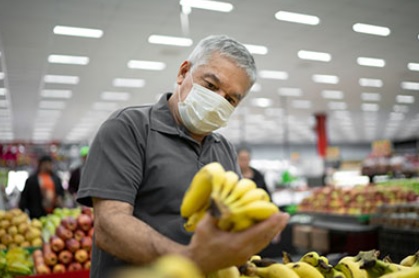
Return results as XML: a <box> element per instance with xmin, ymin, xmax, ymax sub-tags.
<box><xmin>179</xmin><ymin>69</ymin><xmax>194</xmax><ymax>104</ymax></box>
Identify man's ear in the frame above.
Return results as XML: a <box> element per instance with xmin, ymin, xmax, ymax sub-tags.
<box><xmin>176</xmin><ymin>61</ymin><xmax>191</xmax><ymax>85</ymax></box>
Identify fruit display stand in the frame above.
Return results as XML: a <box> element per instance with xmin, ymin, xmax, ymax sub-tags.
<box><xmin>17</xmin><ymin>270</ymin><xmax>89</xmax><ymax>278</ymax></box>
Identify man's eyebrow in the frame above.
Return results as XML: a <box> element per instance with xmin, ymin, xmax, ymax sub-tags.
<box><xmin>202</xmin><ymin>73</ymin><xmax>243</xmax><ymax>101</ymax></box>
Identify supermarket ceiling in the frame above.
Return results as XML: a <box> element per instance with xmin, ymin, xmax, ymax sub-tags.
<box><xmin>0</xmin><ymin>0</ymin><xmax>419</xmax><ymax>146</ymax></box>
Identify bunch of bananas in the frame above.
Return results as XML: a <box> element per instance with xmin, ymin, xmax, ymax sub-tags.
<box><xmin>181</xmin><ymin>162</ymin><xmax>279</xmax><ymax>233</ymax></box>
<box><xmin>0</xmin><ymin>247</ymin><xmax>34</xmax><ymax>277</ymax></box>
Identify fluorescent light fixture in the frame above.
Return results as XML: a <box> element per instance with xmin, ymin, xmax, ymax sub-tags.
<box><xmin>275</xmin><ymin>11</ymin><xmax>320</xmax><ymax>25</ymax></box>
<box><xmin>41</xmin><ymin>90</ymin><xmax>72</xmax><ymax>99</ymax></box>
<box><xmin>53</xmin><ymin>25</ymin><xmax>103</xmax><ymax>38</ymax></box>
<box><xmin>352</xmin><ymin>23</ymin><xmax>391</xmax><ymax>36</ymax></box>
<box><xmin>0</xmin><ymin>72</ymin><xmax>4</xmax><ymax>79</ymax></box>
<box><xmin>259</xmin><ymin>70</ymin><xmax>288</xmax><ymax>80</ymax></box>
<box><xmin>148</xmin><ymin>35</ymin><xmax>193</xmax><ymax>47</ymax></box>
<box><xmin>251</xmin><ymin>98</ymin><xmax>273</xmax><ymax>108</ymax></box>
<box><xmin>278</xmin><ymin>87</ymin><xmax>302</xmax><ymax>97</ymax></box>
<box><xmin>250</xmin><ymin>83</ymin><xmax>261</xmax><ymax>92</ymax></box>
<box><xmin>48</xmin><ymin>54</ymin><xmax>89</xmax><ymax>65</ymax></box>
<box><xmin>298</xmin><ymin>50</ymin><xmax>331</xmax><ymax>62</ymax></box>
<box><xmin>0</xmin><ymin>100</ymin><xmax>8</xmax><ymax>107</ymax></box>
<box><xmin>389</xmin><ymin>112</ymin><xmax>405</xmax><ymax>121</ymax></box>
<box><xmin>179</xmin><ymin>0</ymin><xmax>233</xmax><ymax>12</ymax></box>
<box><xmin>113</xmin><ymin>78</ymin><xmax>145</xmax><ymax>88</ymax></box>
<box><xmin>401</xmin><ymin>81</ymin><xmax>419</xmax><ymax>90</ymax></box>
<box><xmin>361</xmin><ymin>92</ymin><xmax>381</xmax><ymax>101</ymax></box>
<box><xmin>396</xmin><ymin>95</ymin><xmax>414</xmax><ymax>103</ymax></box>
<box><xmin>328</xmin><ymin>101</ymin><xmax>347</xmax><ymax>110</ymax></box>
<box><xmin>362</xmin><ymin>103</ymin><xmax>379</xmax><ymax>111</ymax></box>
<box><xmin>44</xmin><ymin>75</ymin><xmax>79</xmax><ymax>84</ymax></box>
<box><xmin>127</xmin><ymin>60</ymin><xmax>166</xmax><ymax>70</ymax></box>
<box><xmin>244</xmin><ymin>44</ymin><xmax>268</xmax><ymax>55</ymax></box>
<box><xmin>393</xmin><ymin>105</ymin><xmax>409</xmax><ymax>113</ymax></box>
<box><xmin>312</xmin><ymin>74</ymin><xmax>339</xmax><ymax>84</ymax></box>
<box><xmin>359</xmin><ymin>78</ymin><xmax>383</xmax><ymax>88</ymax></box>
<box><xmin>92</xmin><ymin>102</ymin><xmax>118</xmax><ymax>111</ymax></box>
<box><xmin>407</xmin><ymin>63</ymin><xmax>419</xmax><ymax>71</ymax></box>
<box><xmin>101</xmin><ymin>91</ymin><xmax>130</xmax><ymax>101</ymax></box>
<box><xmin>0</xmin><ymin>88</ymin><xmax>6</xmax><ymax>96</ymax></box>
<box><xmin>357</xmin><ymin>57</ymin><xmax>385</xmax><ymax>67</ymax></box>
<box><xmin>39</xmin><ymin>100</ymin><xmax>66</xmax><ymax>109</ymax></box>
<box><xmin>37</xmin><ymin>110</ymin><xmax>62</xmax><ymax>117</ymax></box>
<box><xmin>292</xmin><ymin>100</ymin><xmax>311</xmax><ymax>109</ymax></box>
<box><xmin>322</xmin><ymin>90</ymin><xmax>344</xmax><ymax>99</ymax></box>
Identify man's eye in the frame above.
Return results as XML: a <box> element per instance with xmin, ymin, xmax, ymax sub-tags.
<box><xmin>205</xmin><ymin>82</ymin><xmax>217</xmax><ymax>91</ymax></box>
<box><xmin>226</xmin><ymin>96</ymin><xmax>236</xmax><ymax>105</ymax></box>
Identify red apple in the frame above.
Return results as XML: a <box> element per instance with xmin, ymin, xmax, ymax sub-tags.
<box><xmin>77</xmin><ymin>214</ymin><xmax>93</xmax><ymax>232</ymax></box>
<box><xmin>88</xmin><ymin>227</ymin><xmax>94</xmax><ymax>238</ymax></box>
<box><xmin>56</xmin><ymin>225</ymin><xmax>73</xmax><ymax>241</ymax></box>
<box><xmin>43</xmin><ymin>252</ymin><xmax>57</xmax><ymax>267</ymax></box>
<box><xmin>80</xmin><ymin>236</ymin><xmax>92</xmax><ymax>251</ymax></box>
<box><xmin>81</xmin><ymin>207</ymin><xmax>93</xmax><ymax>217</ymax></box>
<box><xmin>66</xmin><ymin>238</ymin><xmax>80</xmax><ymax>253</ymax></box>
<box><xmin>75</xmin><ymin>249</ymin><xmax>89</xmax><ymax>264</ymax></box>
<box><xmin>67</xmin><ymin>262</ymin><xmax>83</xmax><ymax>272</ymax></box>
<box><xmin>74</xmin><ymin>229</ymin><xmax>85</xmax><ymax>241</ymax></box>
<box><xmin>52</xmin><ymin>264</ymin><xmax>66</xmax><ymax>273</ymax></box>
<box><xmin>61</xmin><ymin>216</ymin><xmax>78</xmax><ymax>231</ymax></box>
<box><xmin>50</xmin><ymin>235</ymin><xmax>65</xmax><ymax>253</ymax></box>
<box><xmin>35</xmin><ymin>264</ymin><xmax>51</xmax><ymax>274</ymax></box>
<box><xmin>84</xmin><ymin>260</ymin><xmax>91</xmax><ymax>270</ymax></box>
<box><xmin>58</xmin><ymin>250</ymin><xmax>73</xmax><ymax>265</ymax></box>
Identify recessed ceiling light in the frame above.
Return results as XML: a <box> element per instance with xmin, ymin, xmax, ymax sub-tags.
<box><xmin>389</xmin><ymin>112</ymin><xmax>405</xmax><ymax>121</ymax></box>
<box><xmin>179</xmin><ymin>0</ymin><xmax>233</xmax><ymax>12</ymax></box>
<box><xmin>322</xmin><ymin>90</ymin><xmax>344</xmax><ymax>99</ymax></box>
<box><xmin>53</xmin><ymin>25</ymin><xmax>103</xmax><ymax>38</ymax></box>
<box><xmin>101</xmin><ymin>92</ymin><xmax>131</xmax><ymax>101</ymax></box>
<box><xmin>357</xmin><ymin>57</ymin><xmax>385</xmax><ymax>67</ymax></box>
<box><xmin>407</xmin><ymin>63</ymin><xmax>419</xmax><ymax>71</ymax></box>
<box><xmin>48</xmin><ymin>54</ymin><xmax>89</xmax><ymax>65</ymax></box>
<box><xmin>148</xmin><ymin>35</ymin><xmax>193</xmax><ymax>47</ymax></box>
<box><xmin>0</xmin><ymin>72</ymin><xmax>4</xmax><ymax>80</ymax></box>
<box><xmin>312</xmin><ymin>74</ymin><xmax>339</xmax><ymax>84</ymax></box>
<box><xmin>278</xmin><ymin>87</ymin><xmax>302</xmax><ymax>97</ymax></box>
<box><xmin>362</xmin><ymin>103</ymin><xmax>379</xmax><ymax>111</ymax></box>
<box><xmin>250</xmin><ymin>83</ymin><xmax>261</xmax><ymax>92</ymax></box>
<box><xmin>251</xmin><ymin>98</ymin><xmax>273</xmax><ymax>108</ymax></box>
<box><xmin>44</xmin><ymin>75</ymin><xmax>79</xmax><ymax>84</ymax></box>
<box><xmin>274</xmin><ymin>11</ymin><xmax>320</xmax><ymax>25</ymax></box>
<box><xmin>396</xmin><ymin>95</ymin><xmax>415</xmax><ymax>103</ymax></box>
<box><xmin>401</xmin><ymin>81</ymin><xmax>419</xmax><ymax>90</ymax></box>
<box><xmin>41</xmin><ymin>90</ymin><xmax>72</xmax><ymax>99</ymax></box>
<box><xmin>0</xmin><ymin>88</ymin><xmax>6</xmax><ymax>96</ymax></box>
<box><xmin>113</xmin><ymin>78</ymin><xmax>145</xmax><ymax>88</ymax></box>
<box><xmin>39</xmin><ymin>100</ymin><xmax>66</xmax><ymax>109</ymax></box>
<box><xmin>92</xmin><ymin>102</ymin><xmax>118</xmax><ymax>111</ymax></box>
<box><xmin>361</xmin><ymin>92</ymin><xmax>381</xmax><ymax>101</ymax></box>
<box><xmin>393</xmin><ymin>105</ymin><xmax>409</xmax><ymax>113</ymax></box>
<box><xmin>127</xmin><ymin>60</ymin><xmax>166</xmax><ymax>71</ymax></box>
<box><xmin>298</xmin><ymin>50</ymin><xmax>331</xmax><ymax>62</ymax></box>
<box><xmin>328</xmin><ymin>101</ymin><xmax>347</xmax><ymax>110</ymax></box>
<box><xmin>359</xmin><ymin>78</ymin><xmax>383</xmax><ymax>88</ymax></box>
<box><xmin>352</xmin><ymin>23</ymin><xmax>391</xmax><ymax>36</ymax></box>
<box><xmin>0</xmin><ymin>100</ymin><xmax>9</xmax><ymax>108</ymax></box>
<box><xmin>259</xmin><ymin>70</ymin><xmax>288</xmax><ymax>80</ymax></box>
<box><xmin>243</xmin><ymin>44</ymin><xmax>268</xmax><ymax>55</ymax></box>
<box><xmin>292</xmin><ymin>100</ymin><xmax>311</xmax><ymax>109</ymax></box>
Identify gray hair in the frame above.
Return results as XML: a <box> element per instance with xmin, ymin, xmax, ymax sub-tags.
<box><xmin>187</xmin><ymin>35</ymin><xmax>257</xmax><ymax>86</ymax></box>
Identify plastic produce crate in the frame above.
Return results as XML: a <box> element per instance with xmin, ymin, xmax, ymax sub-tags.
<box><xmin>378</xmin><ymin>227</ymin><xmax>419</xmax><ymax>263</ymax></box>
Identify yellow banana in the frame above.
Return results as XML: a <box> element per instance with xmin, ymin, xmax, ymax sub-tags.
<box><xmin>184</xmin><ymin>206</ymin><xmax>208</xmax><ymax>232</ymax></box>
<box><xmin>207</xmin><ymin>266</ymin><xmax>240</xmax><ymax>278</ymax></box>
<box><xmin>251</xmin><ymin>263</ymin><xmax>300</xmax><ymax>278</ymax></box>
<box><xmin>181</xmin><ymin>162</ymin><xmax>225</xmax><ymax>218</ymax></box>
<box><xmin>300</xmin><ymin>251</ymin><xmax>320</xmax><ymax>267</ymax></box>
<box><xmin>286</xmin><ymin>262</ymin><xmax>324</xmax><ymax>278</ymax></box>
<box><xmin>230</xmin><ymin>216</ymin><xmax>254</xmax><ymax>232</ymax></box>
<box><xmin>218</xmin><ymin>171</ymin><xmax>239</xmax><ymax>201</ymax></box>
<box><xmin>325</xmin><ymin>268</ymin><xmax>346</xmax><ymax>278</ymax></box>
<box><xmin>229</xmin><ymin>188</ymin><xmax>270</xmax><ymax>209</ymax></box>
<box><xmin>230</xmin><ymin>200</ymin><xmax>279</xmax><ymax>221</ymax></box>
<box><xmin>153</xmin><ymin>254</ymin><xmax>204</xmax><ymax>278</ymax></box>
<box><xmin>282</xmin><ymin>251</ymin><xmax>293</xmax><ymax>264</ymax></box>
<box><xmin>335</xmin><ymin>259</ymin><xmax>367</xmax><ymax>278</ymax></box>
<box><xmin>224</xmin><ymin>178</ymin><xmax>257</xmax><ymax>205</ymax></box>
<box><xmin>361</xmin><ymin>258</ymin><xmax>410</xmax><ymax>277</ymax></box>
<box><xmin>400</xmin><ymin>251</ymin><xmax>419</xmax><ymax>267</ymax></box>
<box><xmin>378</xmin><ymin>266</ymin><xmax>419</xmax><ymax>278</ymax></box>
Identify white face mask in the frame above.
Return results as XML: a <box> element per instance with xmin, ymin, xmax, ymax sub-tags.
<box><xmin>178</xmin><ymin>82</ymin><xmax>235</xmax><ymax>135</ymax></box>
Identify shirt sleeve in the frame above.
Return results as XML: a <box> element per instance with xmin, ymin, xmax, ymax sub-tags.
<box><xmin>76</xmin><ymin>118</ymin><xmax>144</xmax><ymax>207</ymax></box>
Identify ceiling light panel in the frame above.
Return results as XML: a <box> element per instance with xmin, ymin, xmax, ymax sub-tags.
<box><xmin>179</xmin><ymin>0</ymin><xmax>233</xmax><ymax>12</ymax></box>
<box><xmin>0</xmin><ymin>72</ymin><xmax>4</xmax><ymax>80</ymax></box>
<box><xmin>322</xmin><ymin>90</ymin><xmax>344</xmax><ymax>99</ymax></box>
<box><xmin>362</xmin><ymin>103</ymin><xmax>379</xmax><ymax>111</ymax></box>
<box><xmin>148</xmin><ymin>35</ymin><xmax>193</xmax><ymax>47</ymax></box>
<box><xmin>39</xmin><ymin>100</ymin><xmax>66</xmax><ymax>109</ymax></box>
<box><xmin>48</xmin><ymin>55</ymin><xmax>89</xmax><ymax>65</ymax></box>
<box><xmin>389</xmin><ymin>112</ymin><xmax>405</xmax><ymax>121</ymax></box>
<box><xmin>243</xmin><ymin>44</ymin><xmax>268</xmax><ymax>55</ymax></box>
<box><xmin>278</xmin><ymin>87</ymin><xmax>302</xmax><ymax>97</ymax></box>
<box><xmin>361</xmin><ymin>92</ymin><xmax>381</xmax><ymax>101</ymax></box>
<box><xmin>298</xmin><ymin>50</ymin><xmax>331</xmax><ymax>62</ymax></box>
<box><xmin>92</xmin><ymin>102</ymin><xmax>118</xmax><ymax>111</ymax></box>
<box><xmin>393</xmin><ymin>105</ymin><xmax>409</xmax><ymax>113</ymax></box>
<box><xmin>113</xmin><ymin>78</ymin><xmax>145</xmax><ymax>88</ymax></box>
<box><xmin>407</xmin><ymin>63</ymin><xmax>419</xmax><ymax>71</ymax></box>
<box><xmin>401</xmin><ymin>81</ymin><xmax>419</xmax><ymax>90</ymax></box>
<box><xmin>0</xmin><ymin>88</ymin><xmax>6</xmax><ymax>96</ymax></box>
<box><xmin>41</xmin><ymin>90</ymin><xmax>72</xmax><ymax>99</ymax></box>
<box><xmin>328</xmin><ymin>101</ymin><xmax>347</xmax><ymax>110</ymax></box>
<box><xmin>275</xmin><ymin>11</ymin><xmax>320</xmax><ymax>25</ymax></box>
<box><xmin>250</xmin><ymin>83</ymin><xmax>261</xmax><ymax>92</ymax></box>
<box><xmin>101</xmin><ymin>92</ymin><xmax>130</xmax><ymax>101</ymax></box>
<box><xmin>53</xmin><ymin>25</ymin><xmax>103</xmax><ymax>38</ymax></box>
<box><xmin>359</xmin><ymin>78</ymin><xmax>383</xmax><ymax>87</ymax></box>
<box><xmin>37</xmin><ymin>110</ymin><xmax>62</xmax><ymax>117</ymax></box>
<box><xmin>357</xmin><ymin>57</ymin><xmax>385</xmax><ymax>67</ymax></box>
<box><xmin>251</xmin><ymin>98</ymin><xmax>273</xmax><ymax>107</ymax></box>
<box><xmin>352</xmin><ymin>23</ymin><xmax>391</xmax><ymax>36</ymax></box>
<box><xmin>0</xmin><ymin>100</ymin><xmax>9</xmax><ymax>107</ymax></box>
<box><xmin>259</xmin><ymin>70</ymin><xmax>288</xmax><ymax>80</ymax></box>
<box><xmin>292</xmin><ymin>100</ymin><xmax>311</xmax><ymax>109</ymax></box>
<box><xmin>44</xmin><ymin>75</ymin><xmax>79</xmax><ymax>84</ymax></box>
<box><xmin>396</xmin><ymin>95</ymin><xmax>414</xmax><ymax>103</ymax></box>
<box><xmin>312</xmin><ymin>74</ymin><xmax>339</xmax><ymax>84</ymax></box>
<box><xmin>127</xmin><ymin>60</ymin><xmax>166</xmax><ymax>70</ymax></box>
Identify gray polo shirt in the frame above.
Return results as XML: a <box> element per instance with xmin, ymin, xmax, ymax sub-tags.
<box><xmin>77</xmin><ymin>93</ymin><xmax>239</xmax><ymax>277</ymax></box>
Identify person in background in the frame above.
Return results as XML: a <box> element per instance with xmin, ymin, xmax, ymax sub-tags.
<box><xmin>19</xmin><ymin>155</ymin><xmax>64</xmax><ymax>218</ymax></box>
<box><xmin>237</xmin><ymin>147</ymin><xmax>271</xmax><ymax>197</ymax></box>
<box><xmin>68</xmin><ymin>146</ymin><xmax>89</xmax><ymax>195</ymax></box>
<box><xmin>77</xmin><ymin>35</ymin><xmax>289</xmax><ymax>277</ymax></box>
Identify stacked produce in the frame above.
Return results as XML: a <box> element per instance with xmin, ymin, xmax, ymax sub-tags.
<box><xmin>40</xmin><ymin>207</ymin><xmax>82</xmax><ymax>242</ymax></box>
<box><xmin>0</xmin><ymin>208</ymin><xmax>43</xmax><ymax>250</ymax></box>
<box><xmin>33</xmin><ymin>207</ymin><xmax>93</xmax><ymax>274</ymax></box>
<box><xmin>0</xmin><ymin>247</ymin><xmax>33</xmax><ymax>277</ymax></box>
<box><xmin>298</xmin><ymin>185</ymin><xmax>418</xmax><ymax>215</ymax></box>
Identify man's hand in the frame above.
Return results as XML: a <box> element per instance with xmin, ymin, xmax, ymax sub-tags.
<box><xmin>183</xmin><ymin>211</ymin><xmax>290</xmax><ymax>274</ymax></box>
